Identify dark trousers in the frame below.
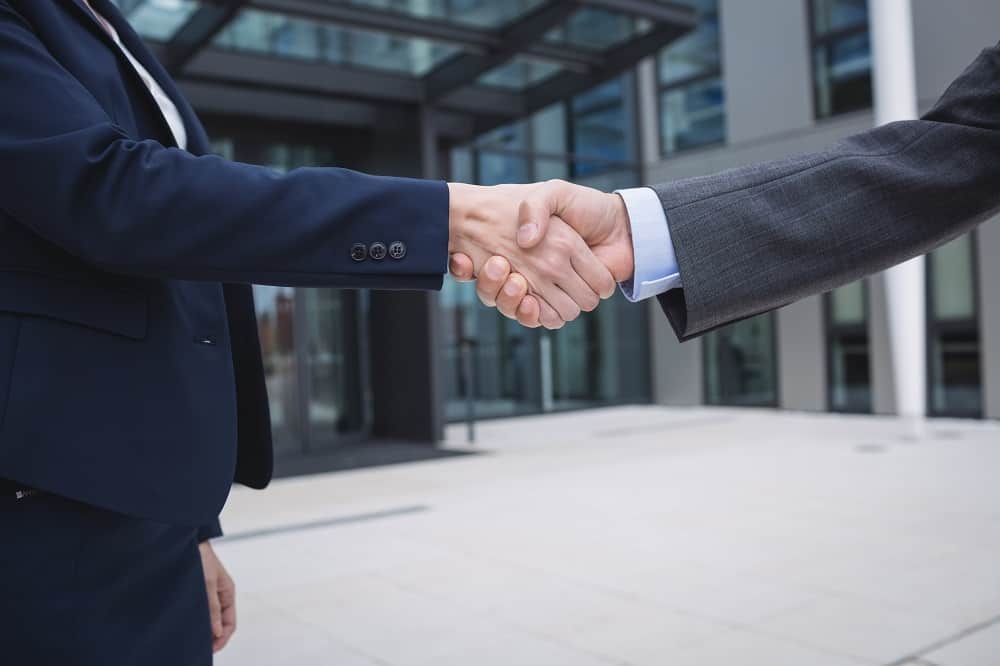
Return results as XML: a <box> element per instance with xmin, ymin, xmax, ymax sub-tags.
<box><xmin>0</xmin><ymin>484</ymin><xmax>213</xmax><ymax>665</ymax></box>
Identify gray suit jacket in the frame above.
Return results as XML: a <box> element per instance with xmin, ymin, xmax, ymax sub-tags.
<box><xmin>654</xmin><ymin>42</ymin><xmax>1000</xmax><ymax>342</ymax></box>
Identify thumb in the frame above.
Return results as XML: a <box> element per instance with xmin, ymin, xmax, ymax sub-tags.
<box><xmin>517</xmin><ymin>180</ymin><xmax>571</xmax><ymax>248</ymax></box>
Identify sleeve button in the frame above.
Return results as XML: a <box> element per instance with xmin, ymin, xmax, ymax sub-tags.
<box><xmin>369</xmin><ymin>242</ymin><xmax>387</xmax><ymax>260</ymax></box>
<box><xmin>351</xmin><ymin>243</ymin><xmax>368</xmax><ymax>262</ymax></box>
<box><xmin>389</xmin><ymin>241</ymin><xmax>407</xmax><ymax>260</ymax></box>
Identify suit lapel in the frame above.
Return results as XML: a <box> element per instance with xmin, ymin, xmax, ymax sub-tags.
<box><xmin>58</xmin><ymin>0</ymin><xmax>210</xmax><ymax>154</ymax></box>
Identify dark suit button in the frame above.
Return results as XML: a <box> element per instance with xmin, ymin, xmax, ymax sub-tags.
<box><xmin>351</xmin><ymin>243</ymin><xmax>367</xmax><ymax>262</ymax></box>
<box><xmin>369</xmin><ymin>242</ymin><xmax>387</xmax><ymax>261</ymax></box>
<box><xmin>389</xmin><ymin>241</ymin><xmax>407</xmax><ymax>260</ymax></box>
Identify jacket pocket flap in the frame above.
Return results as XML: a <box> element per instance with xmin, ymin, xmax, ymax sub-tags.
<box><xmin>0</xmin><ymin>270</ymin><xmax>148</xmax><ymax>340</ymax></box>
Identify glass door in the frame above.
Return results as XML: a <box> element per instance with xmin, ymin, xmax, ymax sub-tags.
<box><xmin>704</xmin><ymin>314</ymin><xmax>778</xmax><ymax>406</ymax></box>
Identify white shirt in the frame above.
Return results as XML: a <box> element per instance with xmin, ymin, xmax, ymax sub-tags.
<box><xmin>82</xmin><ymin>0</ymin><xmax>188</xmax><ymax>150</ymax></box>
<box><xmin>617</xmin><ymin>187</ymin><xmax>682</xmax><ymax>301</ymax></box>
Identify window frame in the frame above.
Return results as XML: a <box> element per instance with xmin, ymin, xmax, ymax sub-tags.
<box><xmin>656</xmin><ymin>2</ymin><xmax>726</xmax><ymax>159</ymax></box>
<box><xmin>823</xmin><ymin>282</ymin><xmax>873</xmax><ymax>414</ymax></box>
<box><xmin>806</xmin><ymin>0</ymin><xmax>873</xmax><ymax>121</ymax></box>
<box><xmin>925</xmin><ymin>232</ymin><xmax>984</xmax><ymax>419</ymax></box>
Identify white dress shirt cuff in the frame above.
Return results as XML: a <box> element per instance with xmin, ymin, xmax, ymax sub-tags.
<box><xmin>615</xmin><ymin>187</ymin><xmax>682</xmax><ymax>302</ymax></box>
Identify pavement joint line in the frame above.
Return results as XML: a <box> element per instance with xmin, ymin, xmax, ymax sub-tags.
<box><xmin>883</xmin><ymin>611</ymin><xmax>1000</xmax><ymax>666</ymax></box>
<box><xmin>218</xmin><ymin>505</ymin><xmax>431</xmax><ymax>543</ymax></box>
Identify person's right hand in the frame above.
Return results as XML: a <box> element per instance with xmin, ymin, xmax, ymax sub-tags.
<box><xmin>449</xmin><ymin>180</ymin><xmax>635</xmax><ymax>327</ymax></box>
<box><xmin>447</xmin><ymin>182</ymin><xmax>618</xmax><ymax>329</ymax></box>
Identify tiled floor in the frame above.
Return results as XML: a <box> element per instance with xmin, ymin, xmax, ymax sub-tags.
<box><xmin>214</xmin><ymin>407</ymin><xmax>1000</xmax><ymax>666</ymax></box>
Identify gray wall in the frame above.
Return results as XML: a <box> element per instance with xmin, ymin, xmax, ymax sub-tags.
<box><xmin>777</xmin><ymin>297</ymin><xmax>826</xmax><ymax>412</ymax></box>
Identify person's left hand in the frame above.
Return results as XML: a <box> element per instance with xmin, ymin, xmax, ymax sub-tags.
<box><xmin>199</xmin><ymin>541</ymin><xmax>236</xmax><ymax>653</ymax></box>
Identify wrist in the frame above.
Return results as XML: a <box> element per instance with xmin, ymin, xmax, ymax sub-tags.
<box><xmin>611</xmin><ymin>193</ymin><xmax>636</xmax><ymax>282</ymax></box>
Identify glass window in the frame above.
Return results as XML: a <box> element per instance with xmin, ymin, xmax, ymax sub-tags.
<box><xmin>704</xmin><ymin>314</ymin><xmax>778</xmax><ymax>407</ymax></box>
<box><xmin>545</xmin><ymin>8</ymin><xmax>649</xmax><ymax>52</ymax></box>
<box><xmin>927</xmin><ymin>234</ymin><xmax>982</xmax><ymax>418</ymax></box>
<box><xmin>658</xmin><ymin>0</ymin><xmax>726</xmax><ymax>156</ymax></box>
<box><xmin>660</xmin><ymin>76</ymin><xmax>726</xmax><ymax>154</ymax></box>
<box><xmin>571</xmin><ymin>77</ymin><xmax>634</xmax><ymax>177</ymax></box>
<box><xmin>810</xmin><ymin>0</ymin><xmax>872</xmax><ymax>119</ymax></box>
<box><xmin>826</xmin><ymin>282</ymin><xmax>871</xmax><ymax>413</ymax></box>
<box><xmin>215</xmin><ymin>10</ymin><xmax>462</xmax><ymax>75</ymax></box>
<box><xmin>531</xmin><ymin>105</ymin><xmax>567</xmax><ymax>156</ymax></box>
<box><xmin>344</xmin><ymin>0</ymin><xmax>548</xmax><ymax>30</ymax></box>
<box><xmin>477</xmin><ymin>57</ymin><xmax>563</xmax><ymax>90</ymax></box>
<box><xmin>477</xmin><ymin>152</ymin><xmax>529</xmax><ymax>185</ymax></box>
<box><xmin>220</xmin><ymin>133</ymin><xmax>366</xmax><ymax>455</ymax></box>
<box><xmin>110</xmin><ymin>0</ymin><xmax>200</xmax><ymax>41</ymax></box>
<box><xmin>812</xmin><ymin>0</ymin><xmax>869</xmax><ymax>35</ymax></box>
<box><xmin>443</xmin><ymin>72</ymin><xmax>647</xmax><ymax>422</ymax></box>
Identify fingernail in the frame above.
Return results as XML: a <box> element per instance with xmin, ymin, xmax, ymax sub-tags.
<box><xmin>517</xmin><ymin>224</ymin><xmax>537</xmax><ymax>245</ymax></box>
<box><xmin>485</xmin><ymin>258</ymin><xmax>505</xmax><ymax>279</ymax></box>
<box><xmin>504</xmin><ymin>280</ymin><xmax>522</xmax><ymax>296</ymax></box>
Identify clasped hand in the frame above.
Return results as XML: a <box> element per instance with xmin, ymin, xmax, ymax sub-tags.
<box><xmin>447</xmin><ymin>180</ymin><xmax>634</xmax><ymax>329</ymax></box>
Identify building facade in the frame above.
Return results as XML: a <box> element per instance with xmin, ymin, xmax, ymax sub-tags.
<box><xmin>643</xmin><ymin>0</ymin><xmax>1000</xmax><ymax>422</ymax></box>
<box><xmin>110</xmin><ymin>0</ymin><xmax>999</xmax><ymax>473</ymax></box>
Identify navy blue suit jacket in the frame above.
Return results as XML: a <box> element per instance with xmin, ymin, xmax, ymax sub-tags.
<box><xmin>0</xmin><ymin>0</ymin><xmax>449</xmax><ymax>535</ymax></box>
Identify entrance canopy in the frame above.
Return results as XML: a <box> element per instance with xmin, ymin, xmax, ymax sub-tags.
<box><xmin>118</xmin><ymin>0</ymin><xmax>697</xmax><ymax>141</ymax></box>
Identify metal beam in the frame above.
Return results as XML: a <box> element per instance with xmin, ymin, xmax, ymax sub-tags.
<box><xmin>584</xmin><ymin>0</ymin><xmax>699</xmax><ymax>25</ymax></box>
<box><xmin>423</xmin><ymin>0</ymin><xmax>583</xmax><ymax>102</ymax></box>
<box><xmin>163</xmin><ymin>0</ymin><xmax>249</xmax><ymax>74</ymax></box>
<box><xmin>183</xmin><ymin>49</ymin><xmax>425</xmax><ymax>104</ymax></box>
<box><xmin>521</xmin><ymin>19</ymin><xmax>692</xmax><ymax>116</ymax></box>
<box><xmin>248</xmin><ymin>0</ymin><xmax>602</xmax><ymax>71</ymax></box>
<box><xmin>178</xmin><ymin>47</ymin><xmax>523</xmax><ymax>128</ymax></box>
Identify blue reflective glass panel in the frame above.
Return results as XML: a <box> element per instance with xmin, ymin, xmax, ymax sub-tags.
<box><xmin>659</xmin><ymin>0</ymin><xmax>720</xmax><ymax>85</ymax></box>
<box><xmin>545</xmin><ymin>8</ymin><xmax>648</xmax><ymax>52</ymax></box>
<box><xmin>812</xmin><ymin>0</ymin><xmax>869</xmax><ymax>36</ymax></box>
<box><xmin>813</xmin><ymin>31</ymin><xmax>872</xmax><ymax>117</ymax></box>
<box><xmin>661</xmin><ymin>76</ymin><xmax>726</xmax><ymax>154</ymax></box>
<box><xmin>215</xmin><ymin>10</ymin><xmax>462</xmax><ymax>75</ymax></box>
<box><xmin>477</xmin><ymin>57</ymin><xmax>563</xmax><ymax>90</ymax></box>
<box><xmin>344</xmin><ymin>0</ymin><xmax>547</xmax><ymax>29</ymax></box>
<box><xmin>110</xmin><ymin>0</ymin><xmax>200</xmax><ymax>41</ymax></box>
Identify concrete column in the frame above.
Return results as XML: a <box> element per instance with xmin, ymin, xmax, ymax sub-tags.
<box><xmin>871</xmin><ymin>0</ymin><xmax>926</xmax><ymax>430</ymax></box>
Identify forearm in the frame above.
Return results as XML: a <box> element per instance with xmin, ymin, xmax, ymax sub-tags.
<box><xmin>655</xmin><ymin>44</ymin><xmax>1000</xmax><ymax>340</ymax></box>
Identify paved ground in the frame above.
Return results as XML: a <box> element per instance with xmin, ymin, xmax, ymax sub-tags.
<box><xmin>214</xmin><ymin>407</ymin><xmax>1000</xmax><ymax>666</ymax></box>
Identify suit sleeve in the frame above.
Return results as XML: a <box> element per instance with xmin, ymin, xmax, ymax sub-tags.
<box><xmin>197</xmin><ymin>518</ymin><xmax>223</xmax><ymax>543</ymax></box>
<box><xmin>654</xmin><ymin>42</ymin><xmax>1000</xmax><ymax>341</ymax></box>
<box><xmin>0</xmin><ymin>5</ymin><xmax>447</xmax><ymax>288</ymax></box>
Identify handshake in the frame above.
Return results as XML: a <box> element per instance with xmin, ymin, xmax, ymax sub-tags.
<box><xmin>447</xmin><ymin>180</ymin><xmax>635</xmax><ymax>329</ymax></box>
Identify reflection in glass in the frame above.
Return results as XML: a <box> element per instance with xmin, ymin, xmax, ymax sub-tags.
<box><xmin>658</xmin><ymin>1</ymin><xmax>721</xmax><ymax>85</ymax></box>
<box><xmin>215</xmin><ymin>10</ymin><xmax>461</xmax><ymax>75</ymax></box>
<box><xmin>827</xmin><ymin>282</ymin><xmax>871</xmax><ymax>413</ymax></box>
<box><xmin>704</xmin><ymin>315</ymin><xmax>778</xmax><ymax>406</ymax></box>
<box><xmin>478</xmin><ymin>57</ymin><xmax>563</xmax><ymax>90</ymax></box>
<box><xmin>545</xmin><ymin>8</ymin><xmax>647</xmax><ymax>52</ymax></box>
<box><xmin>110</xmin><ymin>0</ymin><xmax>200</xmax><ymax>41</ymax></box>
<box><xmin>343</xmin><ymin>0</ymin><xmax>547</xmax><ymax>29</ymax></box>
<box><xmin>531</xmin><ymin>105</ymin><xmax>567</xmax><ymax>155</ymax></box>
<box><xmin>931</xmin><ymin>236</ymin><xmax>976</xmax><ymax>320</ymax></box>
<box><xmin>477</xmin><ymin>152</ymin><xmax>529</xmax><ymax>185</ymax></box>
<box><xmin>254</xmin><ymin>285</ymin><xmax>303</xmax><ymax>457</ymax></box>
<box><xmin>661</xmin><ymin>77</ymin><xmax>726</xmax><ymax>154</ymax></box>
<box><xmin>440</xmin><ymin>279</ymin><xmax>541</xmax><ymax>420</ymax></box>
<box><xmin>812</xmin><ymin>0</ymin><xmax>869</xmax><ymax>35</ymax></box>
<box><xmin>658</xmin><ymin>0</ymin><xmax>725</xmax><ymax>155</ymax></box>
<box><xmin>814</xmin><ymin>31</ymin><xmax>872</xmax><ymax>118</ymax></box>
<box><xmin>928</xmin><ymin>235</ymin><xmax>982</xmax><ymax>418</ymax></box>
